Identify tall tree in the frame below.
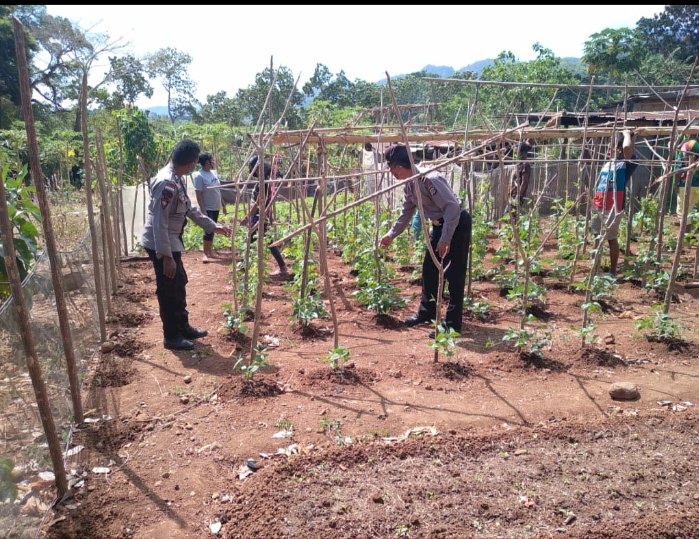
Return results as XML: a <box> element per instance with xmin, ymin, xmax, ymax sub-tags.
<box><xmin>114</xmin><ymin>107</ymin><xmax>157</xmax><ymax>180</ymax></box>
<box><xmin>194</xmin><ymin>90</ymin><xmax>242</xmax><ymax>125</ymax></box>
<box><xmin>0</xmin><ymin>5</ymin><xmax>40</xmax><ymax>128</ymax></box>
<box><xmin>479</xmin><ymin>44</ymin><xmax>581</xmax><ymax>118</ymax></box>
<box><xmin>582</xmin><ymin>27</ymin><xmax>644</xmax><ymax>84</ymax></box>
<box><xmin>637</xmin><ymin>5</ymin><xmax>699</xmax><ymax>63</ymax></box>
<box><xmin>302</xmin><ymin>63</ymin><xmax>333</xmax><ymax>98</ymax></box>
<box><xmin>105</xmin><ymin>54</ymin><xmax>153</xmax><ymax>108</ymax></box>
<box><xmin>29</xmin><ymin>11</ymin><xmax>93</xmax><ymax>110</ymax></box>
<box><xmin>235</xmin><ymin>65</ymin><xmax>303</xmax><ymax>129</ymax></box>
<box><xmin>146</xmin><ymin>47</ymin><xmax>197</xmax><ymax>123</ymax></box>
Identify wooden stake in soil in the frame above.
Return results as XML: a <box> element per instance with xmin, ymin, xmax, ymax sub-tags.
<box><xmin>79</xmin><ymin>72</ymin><xmax>107</xmax><ymax>342</ymax></box>
<box><xmin>95</xmin><ymin>129</ymin><xmax>119</xmax><ymax>296</ymax></box>
<box><xmin>316</xmin><ymin>146</ymin><xmax>340</xmax><ymax>348</ymax></box>
<box><xmin>116</xmin><ymin>127</ymin><xmax>129</xmax><ymax>257</ymax></box>
<box><xmin>664</xmin><ymin>160</ymin><xmax>699</xmax><ymax>315</ymax></box>
<box><xmin>12</xmin><ymin>17</ymin><xmax>84</xmax><ymax>423</ymax></box>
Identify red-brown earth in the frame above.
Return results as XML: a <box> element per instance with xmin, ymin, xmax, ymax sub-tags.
<box><xmin>42</xmin><ymin>237</ymin><xmax>699</xmax><ymax>539</ymax></box>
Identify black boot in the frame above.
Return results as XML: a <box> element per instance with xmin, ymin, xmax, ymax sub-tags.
<box><xmin>164</xmin><ymin>336</ymin><xmax>194</xmax><ymax>351</ymax></box>
<box><xmin>404</xmin><ymin>314</ymin><xmax>431</xmax><ymax>327</ymax></box>
<box><xmin>181</xmin><ymin>326</ymin><xmax>208</xmax><ymax>339</ymax></box>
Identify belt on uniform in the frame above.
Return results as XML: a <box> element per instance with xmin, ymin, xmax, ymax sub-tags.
<box><xmin>431</xmin><ymin>218</ymin><xmax>444</xmax><ymax>226</ymax></box>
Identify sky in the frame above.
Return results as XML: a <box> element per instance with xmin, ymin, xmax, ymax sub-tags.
<box><xmin>45</xmin><ymin>5</ymin><xmax>666</xmax><ymax>109</ymax></box>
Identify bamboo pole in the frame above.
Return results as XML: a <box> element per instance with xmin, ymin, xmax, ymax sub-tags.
<box><xmin>568</xmin><ymin>80</ymin><xmax>596</xmax><ymax>289</ymax></box>
<box><xmin>663</xmin><ymin>160</ymin><xmax>699</xmax><ymax>314</ymax></box>
<box><xmin>100</xmin><ymin>211</ymin><xmax>112</xmax><ymax>316</ymax></box>
<box><xmin>316</xmin><ymin>146</ymin><xmax>339</xmax><ymax>348</ymax></box>
<box><xmin>95</xmin><ymin>129</ymin><xmax>118</xmax><ymax>296</ymax></box>
<box><xmin>249</xmin><ymin>136</ymin><xmax>266</xmax><ymax>361</ymax></box>
<box><xmin>79</xmin><ymin>72</ymin><xmax>107</xmax><ymax>342</ymax></box>
<box><xmin>653</xmin><ymin>59</ymin><xmax>698</xmax><ymax>264</ymax></box>
<box><xmin>12</xmin><ymin>17</ymin><xmax>84</xmax><ymax>424</ymax></box>
<box><xmin>116</xmin><ymin>126</ymin><xmax>129</xmax><ymax>256</ymax></box>
<box><xmin>129</xmin><ymin>178</ymin><xmax>139</xmax><ymax>253</ymax></box>
<box><xmin>8</xmin><ymin>17</ymin><xmax>69</xmax><ymax>499</ymax></box>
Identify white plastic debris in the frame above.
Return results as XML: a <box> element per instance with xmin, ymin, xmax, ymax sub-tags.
<box><xmin>92</xmin><ymin>467</ymin><xmax>111</xmax><ymax>474</ymax></box>
<box><xmin>64</xmin><ymin>445</ymin><xmax>84</xmax><ymax>458</ymax></box>
<box><xmin>276</xmin><ymin>443</ymin><xmax>300</xmax><ymax>457</ymax></box>
<box><xmin>261</xmin><ymin>335</ymin><xmax>280</xmax><ymax>348</ymax></box>
<box><xmin>209</xmin><ymin>520</ymin><xmax>222</xmax><ymax>534</ymax></box>
<box><xmin>237</xmin><ymin>465</ymin><xmax>253</xmax><ymax>480</ymax></box>
<box><xmin>83</xmin><ymin>415</ymin><xmax>112</xmax><ymax>424</ymax></box>
<box><xmin>382</xmin><ymin>426</ymin><xmax>438</xmax><ymax>443</ymax></box>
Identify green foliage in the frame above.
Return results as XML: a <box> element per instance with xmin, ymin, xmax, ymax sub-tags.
<box><xmin>320</xmin><ymin>416</ymin><xmax>347</xmax><ymax>445</ymax></box>
<box><xmin>222</xmin><ymin>303</ymin><xmax>248</xmax><ymax>335</ymax></box>
<box><xmin>0</xmin><ymin>6</ymin><xmax>40</xmax><ymax>128</ymax></box>
<box><xmin>146</xmin><ymin>47</ymin><xmax>197</xmax><ymax>122</ymax></box>
<box><xmin>506</xmin><ymin>278</ymin><xmax>547</xmax><ymax>306</ymax></box>
<box><xmin>633</xmin><ymin>195</ymin><xmax>658</xmax><ymax>236</ymax></box>
<box><xmin>503</xmin><ymin>319</ymin><xmax>553</xmax><ymax>358</ymax></box>
<box><xmin>235</xmin><ymin>65</ymin><xmax>304</xmax><ymax>129</ymax></box>
<box><xmin>323</xmin><ymin>345</ymin><xmax>350</xmax><ymax>370</ymax></box>
<box><xmin>391</xmin><ymin>228</ymin><xmax>413</xmax><ymax>267</ymax></box>
<box><xmin>194</xmin><ymin>91</ymin><xmax>243</xmax><ymax>126</ymax></box>
<box><xmin>355</xmin><ymin>279</ymin><xmax>406</xmax><ymax>315</ymax></box>
<box><xmin>274</xmin><ymin>417</ymin><xmax>294</xmax><ymax>432</ymax></box>
<box><xmin>429</xmin><ymin>323</ymin><xmax>460</xmax><ymax>357</ymax></box>
<box><xmin>292</xmin><ymin>294</ymin><xmax>327</xmax><ymax>327</ymax></box>
<box><xmin>302</xmin><ymin>64</ymin><xmax>378</xmax><ymax>111</ymax></box>
<box><xmin>637</xmin><ymin>5</ymin><xmax>699</xmax><ymax>62</ymax></box>
<box><xmin>24</xmin><ymin>8</ymin><xmax>95</xmax><ymax>112</ymax></box>
<box><xmin>574</xmin><ymin>273</ymin><xmax>617</xmax><ymax>301</ymax></box>
<box><xmin>0</xmin><ymin>457</ymin><xmax>17</xmax><ymax>502</ymax></box>
<box><xmin>0</xmin><ymin>164</ymin><xmax>42</xmax><ymax>300</ymax></box>
<box><xmin>635</xmin><ymin>306</ymin><xmax>683</xmax><ymax>341</ymax></box>
<box><xmin>104</xmin><ymin>54</ymin><xmax>153</xmax><ymax>108</ymax></box>
<box><xmin>576</xmin><ymin>321</ymin><xmax>599</xmax><ymax>347</ymax></box>
<box><xmin>234</xmin><ymin>345</ymin><xmax>268</xmax><ymax>381</ymax></box>
<box><xmin>115</xmin><ymin>107</ymin><xmax>157</xmax><ymax>181</ymax></box>
<box><xmin>463</xmin><ymin>297</ymin><xmax>491</xmax><ymax>321</ymax></box>
<box><xmin>583</xmin><ymin>27</ymin><xmax>644</xmax><ymax>83</ymax></box>
<box><xmin>552</xmin><ymin>198</ymin><xmax>583</xmax><ymax>260</ymax></box>
<box><xmin>469</xmin><ymin>204</ymin><xmax>490</xmax><ymax>279</ymax></box>
<box><xmin>479</xmin><ymin>44</ymin><xmax>581</xmax><ymax>117</ymax></box>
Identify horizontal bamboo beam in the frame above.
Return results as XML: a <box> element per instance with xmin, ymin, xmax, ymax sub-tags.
<box><xmin>422</xmin><ymin>77</ymin><xmax>699</xmax><ymax>92</ymax></box>
<box><xmin>268</xmin><ymin>124</ymin><xmax>699</xmax><ymax>145</ymax></box>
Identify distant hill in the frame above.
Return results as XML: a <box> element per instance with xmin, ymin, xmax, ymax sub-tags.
<box><xmin>378</xmin><ymin>59</ymin><xmax>497</xmax><ymax>84</ymax></box>
<box><xmin>422</xmin><ymin>64</ymin><xmax>456</xmax><ymax>78</ymax></box>
<box><xmin>458</xmin><ymin>59</ymin><xmax>495</xmax><ymax>76</ymax></box>
<box><xmin>144</xmin><ymin>105</ymin><xmax>168</xmax><ymax>117</ymax></box>
<box><xmin>560</xmin><ymin>57</ymin><xmax>586</xmax><ymax>76</ymax></box>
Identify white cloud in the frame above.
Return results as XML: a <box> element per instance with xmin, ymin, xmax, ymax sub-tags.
<box><xmin>44</xmin><ymin>4</ymin><xmax>665</xmax><ymax>108</ymax></box>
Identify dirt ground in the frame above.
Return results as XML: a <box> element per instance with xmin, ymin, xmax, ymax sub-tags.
<box><xmin>42</xmin><ymin>241</ymin><xmax>699</xmax><ymax>539</ymax></box>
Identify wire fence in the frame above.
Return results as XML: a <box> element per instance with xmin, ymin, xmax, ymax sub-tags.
<box><xmin>0</xmin><ymin>221</ymin><xmax>104</xmax><ymax>539</ymax></box>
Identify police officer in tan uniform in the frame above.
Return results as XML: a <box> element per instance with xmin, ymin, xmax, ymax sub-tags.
<box><xmin>141</xmin><ymin>139</ymin><xmax>232</xmax><ymax>351</ymax></box>
<box><xmin>380</xmin><ymin>144</ymin><xmax>471</xmax><ymax>337</ymax></box>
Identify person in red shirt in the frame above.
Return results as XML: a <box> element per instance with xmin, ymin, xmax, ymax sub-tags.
<box><xmin>591</xmin><ymin>129</ymin><xmax>636</xmax><ymax>275</ymax></box>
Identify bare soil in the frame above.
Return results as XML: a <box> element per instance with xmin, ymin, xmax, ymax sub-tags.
<box><xmin>42</xmin><ymin>243</ymin><xmax>699</xmax><ymax>539</ymax></box>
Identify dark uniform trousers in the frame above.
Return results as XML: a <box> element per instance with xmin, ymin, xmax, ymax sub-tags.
<box><xmin>251</xmin><ymin>214</ymin><xmax>285</xmax><ymax>269</ymax></box>
<box><xmin>417</xmin><ymin>209</ymin><xmax>472</xmax><ymax>332</ymax></box>
<box><xmin>146</xmin><ymin>248</ymin><xmax>190</xmax><ymax>340</ymax></box>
